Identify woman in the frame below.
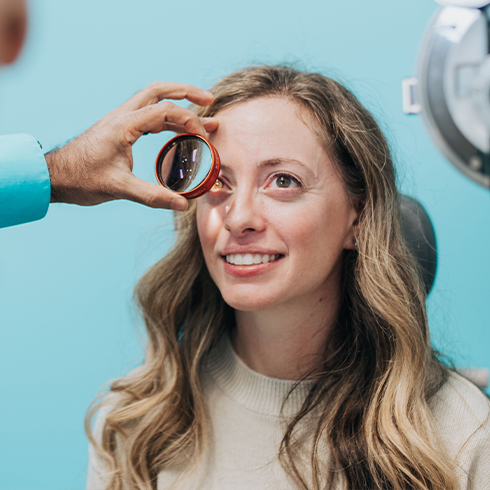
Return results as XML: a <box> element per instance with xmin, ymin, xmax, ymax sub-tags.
<box><xmin>86</xmin><ymin>66</ymin><xmax>490</xmax><ymax>490</ymax></box>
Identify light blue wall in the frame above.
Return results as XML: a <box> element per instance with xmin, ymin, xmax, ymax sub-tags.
<box><xmin>0</xmin><ymin>0</ymin><xmax>489</xmax><ymax>488</ymax></box>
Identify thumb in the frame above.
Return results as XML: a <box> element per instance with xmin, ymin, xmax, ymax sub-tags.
<box><xmin>120</xmin><ymin>174</ymin><xmax>189</xmax><ymax>210</ymax></box>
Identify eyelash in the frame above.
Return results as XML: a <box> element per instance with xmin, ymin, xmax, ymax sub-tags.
<box><xmin>212</xmin><ymin>172</ymin><xmax>303</xmax><ymax>191</ymax></box>
<box><xmin>270</xmin><ymin>172</ymin><xmax>302</xmax><ymax>189</ymax></box>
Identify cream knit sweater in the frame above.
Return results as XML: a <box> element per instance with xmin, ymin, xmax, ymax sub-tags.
<box><xmin>87</xmin><ymin>336</ymin><xmax>490</xmax><ymax>490</ymax></box>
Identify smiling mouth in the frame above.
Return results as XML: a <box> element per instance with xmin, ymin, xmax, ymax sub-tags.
<box><xmin>224</xmin><ymin>253</ymin><xmax>283</xmax><ymax>265</ymax></box>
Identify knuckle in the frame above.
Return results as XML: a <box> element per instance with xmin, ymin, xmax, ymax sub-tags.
<box><xmin>143</xmin><ymin>188</ymin><xmax>164</xmax><ymax>208</ymax></box>
<box><xmin>185</xmin><ymin>114</ymin><xmax>201</xmax><ymax>129</ymax></box>
<box><xmin>146</xmin><ymin>81</ymin><xmax>162</xmax><ymax>93</ymax></box>
<box><xmin>145</xmin><ymin>81</ymin><xmax>167</xmax><ymax>103</ymax></box>
<box><xmin>159</xmin><ymin>101</ymin><xmax>175</xmax><ymax>113</ymax></box>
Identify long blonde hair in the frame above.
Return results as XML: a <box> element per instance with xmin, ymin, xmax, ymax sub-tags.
<box><xmin>86</xmin><ymin>65</ymin><xmax>459</xmax><ymax>490</ymax></box>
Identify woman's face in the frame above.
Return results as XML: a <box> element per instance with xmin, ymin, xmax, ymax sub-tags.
<box><xmin>196</xmin><ymin>97</ymin><xmax>358</xmax><ymax>312</ymax></box>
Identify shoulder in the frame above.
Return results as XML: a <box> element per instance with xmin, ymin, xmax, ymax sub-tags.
<box><xmin>431</xmin><ymin>371</ymin><xmax>490</xmax><ymax>426</ymax></box>
<box><xmin>429</xmin><ymin>371</ymin><xmax>490</xmax><ymax>487</ymax></box>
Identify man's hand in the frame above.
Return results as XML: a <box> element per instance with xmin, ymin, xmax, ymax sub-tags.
<box><xmin>45</xmin><ymin>82</ymin><xmax>218</xmax><ymax>211</ymax></box>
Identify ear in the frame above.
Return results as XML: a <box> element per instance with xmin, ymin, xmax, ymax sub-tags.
<box><xmin>343</xmin><ymin>200</ymin><xmax>363</xmax><ymax>250</ymax></box>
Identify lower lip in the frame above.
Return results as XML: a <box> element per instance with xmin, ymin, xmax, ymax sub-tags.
<box><xmin>222</xmin><ymin>256</ymin><xmax>284</xmax><ymax>277</ymax></box>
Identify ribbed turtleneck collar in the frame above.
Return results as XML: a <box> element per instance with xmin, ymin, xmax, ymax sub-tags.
<box><xmin>203</xmin><ymin>334</ymin><xmax>315</xmax><ymax>417</ymax></box>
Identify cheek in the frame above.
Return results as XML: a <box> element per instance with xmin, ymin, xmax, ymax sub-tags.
<box><xmin>196</xmin><ymin>203</ymin><xmax>210</xmax><ymax>253</ymax></box>
<box><xmin>280</xmin><ymin>197</ymin><xmax>352</xmax><ymax>256</ymax></box>
<box><xmin>196</xmin><ymin>201</ymin><xmax>222</xmax><ymax>261</ymax></box>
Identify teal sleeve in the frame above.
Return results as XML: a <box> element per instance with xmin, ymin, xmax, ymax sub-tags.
<box><xmin>0</xmin><ymin>134</ymin><xmax>51</xmax><ymax>228</ymax></box>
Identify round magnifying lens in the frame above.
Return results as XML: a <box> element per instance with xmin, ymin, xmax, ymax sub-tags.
<box><xmin>155</xmin><ymin>133</ymin><xmax>220</xmax><ymax>199</ymax></box>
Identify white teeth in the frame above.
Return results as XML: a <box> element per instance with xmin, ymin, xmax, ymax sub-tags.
<box><xmin>225</xmin><ymin>253</ymin><xmax>279</xmax><ymax>265</ymax></box>
<box><xmin>243</xmin><ymin>253</ymin><xmax>253</xmax><ymax>265</ymax></box>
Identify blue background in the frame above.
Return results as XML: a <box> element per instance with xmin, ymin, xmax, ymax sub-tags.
<box><xmin>0</xmin><ymin>0</ymin><xmax>489</xmax><ymax>488</ymax></box>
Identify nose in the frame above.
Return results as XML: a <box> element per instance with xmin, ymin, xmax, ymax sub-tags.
<box><xmin>224</xmin><ymin>187</ymin><xmax>265</xmax><ymax>237</ymax></box>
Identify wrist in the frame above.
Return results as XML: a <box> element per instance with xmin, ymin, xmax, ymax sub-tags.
<box><xmin>45</xmin><ymin>148</ymin><xmax>69</xmax><ymax>203</ymax></box>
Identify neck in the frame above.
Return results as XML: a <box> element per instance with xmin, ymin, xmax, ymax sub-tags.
<box><xmin>231</xmin><ymin>280</ymin><xmax>340</xmax><ymax>380</ymax></box>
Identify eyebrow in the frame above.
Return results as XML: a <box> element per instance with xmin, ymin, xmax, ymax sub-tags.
<box><xmin>258</xmin><ymin>157</ymin><xmax>308</xmax><ymax>170</ymax></box>
<box><xmin>220</xmin><ymin>158</ymin><xmax>314</xmax><ymax>174</ymax></box>
<box><xmin>258</xmin><ymin>158</ymin><xmax>317</xmax><ymax>178</ymax></box>
<box><xmin>221</xmin><ymin>158</ymin><xmax>311</xmax><ymax>172</ymax></box>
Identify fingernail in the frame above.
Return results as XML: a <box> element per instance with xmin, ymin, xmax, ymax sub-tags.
<box><xmin>203</xmin><ymin>90</ymin><xmax>213</xmax><ymax>98</ymax></box>
<box><xmin>171</xmin><ymin>198</ymin><xmax>188</xmax><ymax>211</ymax></box>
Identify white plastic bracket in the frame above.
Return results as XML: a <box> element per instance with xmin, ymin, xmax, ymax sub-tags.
<box><xmin>402</xmin><ymin>77</ymin><xmax>421</xmax><ymax>114</ymax></box>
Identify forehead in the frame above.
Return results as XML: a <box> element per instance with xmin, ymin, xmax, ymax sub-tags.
<box><xmin>208</xmin><ymin>97</ymin><xmax>329</xmax><ymax>170</ymax></box>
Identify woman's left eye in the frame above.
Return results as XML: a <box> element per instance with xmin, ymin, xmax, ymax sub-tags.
<box><xmin>271</xmin><ymin>174</ymin><xmax>301</xmax><ymax>189</ymax></box>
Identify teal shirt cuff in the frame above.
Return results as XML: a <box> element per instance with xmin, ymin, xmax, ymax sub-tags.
<box><xmin>0</xmin><ymin>134</ymin><xmax>51</xmax><ymax>228</ymax></box>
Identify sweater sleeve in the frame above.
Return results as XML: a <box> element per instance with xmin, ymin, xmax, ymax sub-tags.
<box><xmin>458</xmin><ymin>407</ymin><xmax>490</xmax><ymax>490</ymax></box>
<box><xmin>0</xmin><ymin>134</ymin><xmax>50</xmax><ymax>228</ymax></box>
<box><xmin>430</xmin><ymin>372</ymin><xmax>490</xmax><ymax>490</ymax></box>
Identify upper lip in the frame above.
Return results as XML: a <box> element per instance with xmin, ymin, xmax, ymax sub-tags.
<box><xmin>221</xmin><ymin>248</ymin><xmax>284</xmax><ymax>256</ymax></box>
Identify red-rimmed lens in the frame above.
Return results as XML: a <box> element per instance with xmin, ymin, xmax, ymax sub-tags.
<box><xmin>155</xmin><ymin>133</ymin><xmax>220</xmax><ymax>199</ymax></box>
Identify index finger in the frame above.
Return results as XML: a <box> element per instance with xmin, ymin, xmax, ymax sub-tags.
<box><xmin>115</xmin><ymin>82</ymin><xmax>214</xmax><ymax>113</ymax></box>
<box><xmin>124</xmin><ymin>101</ymin><xmax>209</xmax><ymax>145</ymax></box>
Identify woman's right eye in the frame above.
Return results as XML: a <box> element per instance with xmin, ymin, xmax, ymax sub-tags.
<box><xmin>210</xmin><ymin>178</ymin><xmax>224</xmax><ymax>192</ymax></box>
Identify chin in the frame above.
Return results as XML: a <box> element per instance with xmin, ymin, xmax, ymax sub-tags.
<box><xmin>221</xmin><ymin>291</ymin><xmax>276</xmax><ymax>312</ymax></box>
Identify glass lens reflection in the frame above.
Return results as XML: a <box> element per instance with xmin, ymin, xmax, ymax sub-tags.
<box><xmin>158</xmin><ymin>136</ymin><xmax>213</xmax><ymax>193</ymax></box>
